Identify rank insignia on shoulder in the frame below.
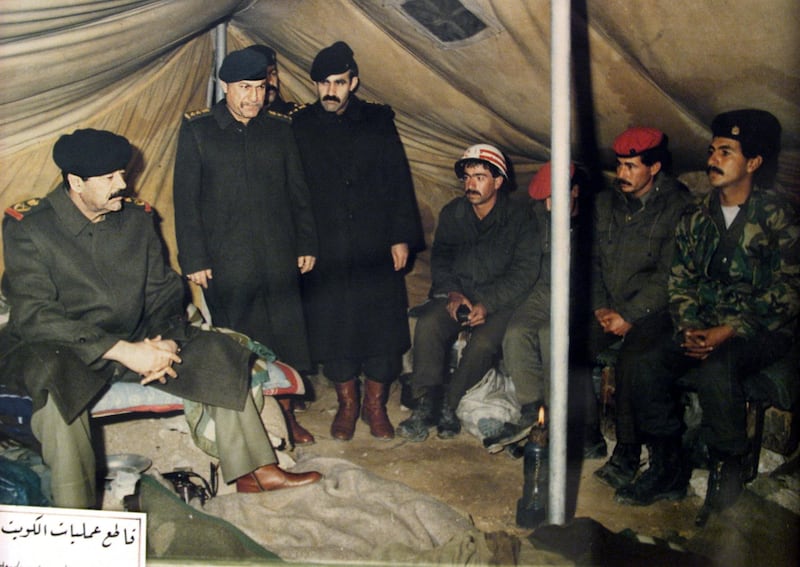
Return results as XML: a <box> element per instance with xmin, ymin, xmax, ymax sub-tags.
<box><xmin>184</xmin><ymin>108</ymin><xmax>211</xmax><ymax>121</ymax></box>
<box><xmin>123</xmin><ymin>197</ymin><xmax>152</xmax><ymax>213</ymax></box>
<box><xmin>288</xmin><ymin>104</ymin><xmax>307</xmax><ymax>116</ymax></box>
<box><xmin>5</xmin><ymin>198</ymin><xmax>43</xmax><ymax>221</ymax></box>
<box><xmin>266</xmin><ymin>109</ymin><xmax>291</xmax><ymax>123</ymax></box>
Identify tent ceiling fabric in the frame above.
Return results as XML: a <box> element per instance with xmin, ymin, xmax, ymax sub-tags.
<box><xmin>1</xmin><ymin>0</ymin><xmax>798</xmax><ymax>277</ymax></box>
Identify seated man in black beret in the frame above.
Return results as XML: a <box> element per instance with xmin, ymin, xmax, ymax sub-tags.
<box><xmin>0</xmin><ymin>128</ymin><xmax>321</xmax><ymax>508</ymax></box>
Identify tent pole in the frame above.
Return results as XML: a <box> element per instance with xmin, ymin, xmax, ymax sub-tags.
<box><xmin>209</xmin><ymin>22</ymin><xmax>228</xmax><ymax>105</ymax></box>
<box><xmin>548</xmin><ymin>0</ymin><xmax>572</xmax><ymax>526</ymax></box>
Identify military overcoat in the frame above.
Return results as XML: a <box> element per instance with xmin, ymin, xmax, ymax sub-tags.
<box><xmin>0</xmin><ymin>187</ymin><xmax>252</xmax><ymax>423</ymax></box>
<box><xmin>173</xmin><ymin>101</ymin><xmax>317</xmax><ymax>370</ymax></box>
<box><xmin>291</xmin><ymin>97</ymin><xmax>424</xmax><ymax>362</ymax></box>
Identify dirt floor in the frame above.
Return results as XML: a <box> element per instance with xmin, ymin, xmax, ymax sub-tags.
<box><xmin>103</xmin><ymin>370</ymin><xmax>799</xmax><ymax>566</ymax></box>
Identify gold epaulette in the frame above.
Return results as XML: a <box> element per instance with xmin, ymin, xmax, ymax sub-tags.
<box><xmin>5</xmin><ymin>198</ymin><xmax>44</xmax><ymax>221</ymax></box>
<box><xmin>265</xmin><ymin>109</ymin><xmax>292</xmax><ymax>123</ymax></box>
<box><xmin>184</xmin><ymin>108</ymin><xmax>211</xmax><ymax>121</ymax></box>
<box><xmin>123</xmin><ymin>197</ymin><xmax>153</xmax><ymax>213</ymax></box>
<box><xmin>288</xmin><ymin>103</ymin><xmax>308</xmax><ymax>116</ymax></box>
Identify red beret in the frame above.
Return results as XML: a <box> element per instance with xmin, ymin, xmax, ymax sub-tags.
<box><xmin>612</xmin><ymin>127</ymin><xmax>664</xmax><ymax>157</ymax></box>
<box><xmin>528</xmin><ymin>161</ymin><xmax>575</xmax><ymax>200</ymax></box>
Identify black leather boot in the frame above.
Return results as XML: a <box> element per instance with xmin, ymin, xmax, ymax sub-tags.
<box><xmin>436</xmin><ymin>401</ymin><xmax>461</xmax><ymax>439</ymax></box>
<box><xmin>397</xmin><ymin>391</ymin><xmax>438</xmax><ymax>442</ymax></box>
<box><xmin>594</xmin><ymin>442</ymin><xmax>641</xmax><ymax>489</ymax></box>
<box><xmin>615</xmin><ymin>436</ymin><xmax>689</xmax><ymax>506</ymax></box>
<box><xmin>695</xmin><ymin>452</ymin><xmax>744</xmax><ymax>527</ymax></box>
<box><xmin>482</xmin><ymin>402</ymin><xmax>542</xmax><ymax>454</ymax></box>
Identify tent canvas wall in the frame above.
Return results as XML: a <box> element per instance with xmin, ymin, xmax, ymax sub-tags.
<box><xmin>1</xmin><ymin>0</ymin><xmax>798</xmax><ymax>296</ymax></box>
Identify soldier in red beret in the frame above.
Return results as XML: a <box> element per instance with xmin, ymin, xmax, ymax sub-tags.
<box><xmin>483</xmin><ymin>162</ymin><xmax>606</xmax><ymax>457</ymax></box>
<box><xmin>591</xmin><ymin>127</ymin><xmax>694</xmax><ymax>504</ymax></box>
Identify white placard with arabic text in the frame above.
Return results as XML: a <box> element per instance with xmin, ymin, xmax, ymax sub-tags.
<box><xmin>0</xmin><ymin>504</ymin><xmax>146</xmax><ymax>567</ymax></box>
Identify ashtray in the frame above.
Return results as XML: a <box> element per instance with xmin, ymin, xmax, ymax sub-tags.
<box><xmin>104</xmin><ymin>453</ymin><xmax>152</xmax><ymax>480</ymax></box>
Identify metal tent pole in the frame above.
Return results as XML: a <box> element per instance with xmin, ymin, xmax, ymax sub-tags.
<box><xmin>548</xmin><ymin>0</ymin><xmax>572</xmax><ymax>526</ymax></box>
<box><xmin>208</xmin><ymin>22</ymin><xmax>228</xmax><ymax>106</ymax></box>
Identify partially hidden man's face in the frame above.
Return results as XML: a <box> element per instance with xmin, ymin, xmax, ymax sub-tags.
<box><xmin>706</xmin><ymin>136</ymin><xmax>762</xmax><ymax>190</ymax></box>
<box><xmin>69</xmin><ymin>170</ymin><xmax>127</xmax><ymax>221</ymax></box>
<box><xmin>316</xmin><ymin>71</ymin><xmax>359</xmax><ymax>115</ymax></box>
<box><xmin>266</xmin><ymin>64</ymin><xmax>279</xmax><ymax>105</ymax></box>
<box><xmin>222</xmin><ymin>79</ymin><xmax>266</xmax><ymax>124</ymax></box>
<box><xmin>615</xmin><ymin>155</ymin><xmax>660</xmax><ymax>199</ymax></box>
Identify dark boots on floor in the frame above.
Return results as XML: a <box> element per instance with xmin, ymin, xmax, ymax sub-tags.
<box><xmin>278</xmin><ymin>397</ymin><xmax>315</xmax><ymax>446</ymax></box>
<box><xmin>437</xmin><ymin>401</ymin><xmax>461</xmax><ymax>439</ymax></box>
<box><xmin>361</xmin><ymin>379</ymin><xmax>395</xmax><ymax>439</ymax></box>
<box><xmin>331</xmin><ymin>379</ymin><xmax>360</xmax><ymax>441</ymax></box>
<box><xmin>695</xmin><ymin>452</ymin><xmax>744</xmax><ymax>527</ymax></box>
<box><xmin>615</xmin><ymin>436</ymin><xmax>689</xmax><ymax>506</ymax></box>
<box><xmin>397</xmin><ymin>392</ymin><xmax>439</xmax><ymax>442</ymax></box>
<box><xmin>482</xmin><ymin>402</ymin><xmax>541</xmax><ymax>454</ymax></box>
<box><xmin>594</xmin><ymin>442</ymin><xmax>641</xmax><ymax>490</ymax></box>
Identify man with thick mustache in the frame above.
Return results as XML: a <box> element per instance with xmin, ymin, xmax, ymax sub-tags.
<box><xmin>624</xmin><ymin>110</ymin><xmax>798</xmax><ymax>525</ymax></box>
<box><xmin>173</xmin><ymin>49</ymin><xmax>318</xmax><ymax>445</ymax></box>
<box><xmin>590</xmin><ymin>127</ymin><xmax>693</xmax><ymax>502</ymax></box>
<box><xmin>291</xmin><ymin>41</ymin><xmax>423</xmax><ymax>441</ymax></box>
<box><xmin>396</xmin><ymin>144</ymin><xmax>539</xmax><ymax>442</ymax></box>
<box><xmin>0</xmin><ymin>129</ymin><xmax>321</xmax><ymax>508</ymax></box>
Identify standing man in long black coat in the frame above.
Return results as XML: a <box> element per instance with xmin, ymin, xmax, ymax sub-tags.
<box><xmin>291</xmin><ymin>41</ymin><xmax>423</xmax><ymax>441</ymax></box>
<box><xmin>173</xmin><ymin>49</ymin><xmax>318</xmax><ymax>444</ymax></box>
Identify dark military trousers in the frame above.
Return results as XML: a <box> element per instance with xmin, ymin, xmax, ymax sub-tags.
<box><xmin>411</xmin><ymin>298</ymin><xmax>514</xmax><ymax>409</ymax></box>
<box><xmin>589</xmin><ymin>311</ymin><xmax>674</xmax><ymax>446</ymax></box>
<box><xmin>629</xmin><ymin>330</ymin><xmax>792</xmax><ymax>455</ymax></box>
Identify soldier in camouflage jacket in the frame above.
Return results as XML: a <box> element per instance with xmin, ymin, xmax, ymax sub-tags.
<box><xmin>625</xmin><ymin>109</ymin><xmax>799</xmax><ymax>526</ymax></box>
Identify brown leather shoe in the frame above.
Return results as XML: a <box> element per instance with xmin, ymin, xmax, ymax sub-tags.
<box><xmin>235</xmin><ymin>464</ymin><xmax>322</xmax><ymax>493</ymax></box>
<box><xmin>331</xmin><ymin>379</ymin><xmax>360</xmax><ymax>440</ymax></box>
<box><xmin>278</xmin><ymin>397</ymin><xmax>315</xmax><ymax>445</ymax></box>
<box><xmin>361</xmin><ymin>379</ymin><xmax>394</xmax><ymax>439</ymax></box>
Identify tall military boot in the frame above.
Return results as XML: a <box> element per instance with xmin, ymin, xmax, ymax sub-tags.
<box><xmin>436</xmin><ymin>400</ymin><xmax>461</xmax><ymax>439</ymax></box>
<box><xmin>397</xmin><ymin>389</ymin><xmax>439</xmax><ymax>442</ymax></box>
<box><xmin>331</xmin><ymin>379</ymin><xmax>360</xmax><ymax>441</ymax></box>
<box><xmin>278</xmin><ymin>397</ymin><xmax>315</xmax><ymax>446</ymax></box>
<box><xmin>615</xmin><ymin>436</ymin><xmax>689</xmax><ymax>506</ymax></box>
<box><xmin>695</xmin><ymin>452</ymin><xmax>744</xmax><ymax>527</ymax></box>
<box><xmin>361</xmin><ymin>379</ymin><xmax>395</xmax><ymax>439</ymax></box>
<box><xmin>594</xmin><ymin>443</ymin><xmax>641</xmax><ymax>490</ymax></box>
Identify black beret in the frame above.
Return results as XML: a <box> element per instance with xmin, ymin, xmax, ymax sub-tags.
<box><xmin>310</xmin><ymin>41</ymin><xmax>358</xmax><ymax>81</ymax></box>
<box><xmin>53</xmin><ymin>129</ymin><xmax>132</xmax><ymax>177</ymax></box>
<box><xmin>243</xmin><ymin>44</ymin><xmax>277</xmax><ymax>66</ymax></box>
<box><xmin>711</xmin><ymin>109</ymin><xmax>782</xmax><ymax>161</ymax></box>
<box><xmin>219</xmin><ymin>49</ymin><xmax>268</xmax><ymax>82</ymax></box>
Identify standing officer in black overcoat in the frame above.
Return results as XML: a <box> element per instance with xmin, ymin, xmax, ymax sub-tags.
<box><xmin>173</xmin><ymin>48</ymin><xmax>318</xmax><ymax>444</ymax></box>
<box><xmin>292</xmin><ymin>41</ymin><xmax>423</xmax><ymax>441</ymax></box>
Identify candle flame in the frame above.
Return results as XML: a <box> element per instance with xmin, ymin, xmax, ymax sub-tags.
<box><xmin>538</xmin><ymin>405</ymin><xmax>545</xmax><ymax>426</ymax></box>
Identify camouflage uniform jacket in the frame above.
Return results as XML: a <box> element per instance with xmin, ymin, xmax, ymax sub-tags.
<box><xmin>669</xmin><ymin>186</ymin><xmax>800</xmax><ymax>340</ymax></box>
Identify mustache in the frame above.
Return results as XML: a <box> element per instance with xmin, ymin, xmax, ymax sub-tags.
<box><xmin>707</xmin><ymin>166</ymin><xmax>724</xmax><ymax>175</ymax></box>
<box><xmin>615</xmin><ymin>179</ymin><xmax>631</xmax><ymax>187</ymax></box>
<box><xmin>110</xmin><ymin>189</ymin><xmax>129</xmax><ymax>200</ymax></box>
<box><xmin>266</xmin><ymin>84</ymin><xmax>278</xmax><ymax>92</ymax></box>
<box><xmin>465</xmin><ymin>190</ymin><xmax>481</xmax><ymax>196</ymax></box>
<box><xmin>322</xmin><ymin>95</ymin><xmax>341</xmax><ymax>103</ymax></box>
